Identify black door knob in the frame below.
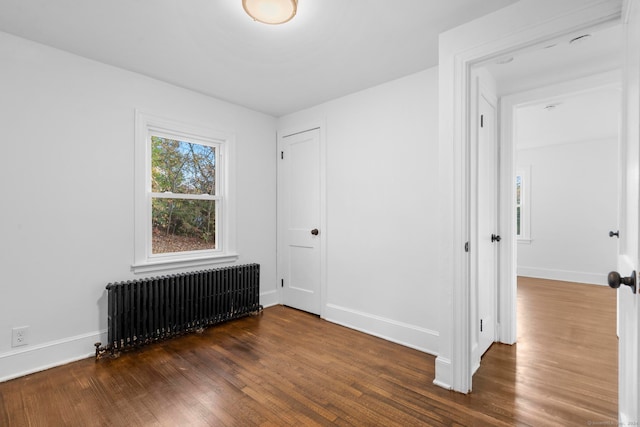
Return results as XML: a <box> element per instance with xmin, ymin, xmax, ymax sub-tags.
<box><xmin>608</xmin><ymin>270</ymin><xmax>637</xmax><ymax>294</ymax></box>
<box><xmin>311</xmin><ymin>228</ymin><xmax>319</xmax><ymax>236</ymax></box>
<box><xmin>491</xmin><ymin>234</ymin><xmax>501</xmax><ymax>243</ymax></box>
<box><xmin>609</xmin><ymin>230</ymin><xmax>619</xmax><ymax>238</ymax></box>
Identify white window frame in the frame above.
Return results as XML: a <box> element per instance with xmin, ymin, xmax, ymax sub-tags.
<box><xmin>133</xmin><ymin>111</ymin><xmax>237</xmax><ymax>273</ymax></box>
<box><xmin>516</xmin><ymin>165</ymin><xmax>531</xmax><ymax>243</ymax></box>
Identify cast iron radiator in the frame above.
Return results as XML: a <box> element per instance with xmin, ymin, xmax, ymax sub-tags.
<box><xmin>95</xmin><ymin>263</ymin><xmax>261</xmax><ymax>357</ymax></box>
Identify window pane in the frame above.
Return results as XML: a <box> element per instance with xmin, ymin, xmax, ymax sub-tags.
<box><xmin>516</xmin><ymin>175</ymin><xmax>521</xmax><ymax>205</ymax></box>
<box><xmin>151</xmin><ymin>136</ymin><xmax>216</xmax><ymax>195</ymax></box>
<box><xmin>516</xmin><ymin>206</ymin><xmax>521</xmax><ymax>236</ymax></box>
<box><xmin>152</xmin><ymin>198</ymin><xmax>216</xmax><ymax>254</ymax></box>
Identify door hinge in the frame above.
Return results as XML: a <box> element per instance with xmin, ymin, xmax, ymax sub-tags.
<box><xmin>480</xmin><ymin>114</ymin><xmax>484</xmax><ymax>128</ymax></box>
<box><xmin>280</xmin><ymin>151</ymin><xmax>284</xmax><ymax>160</ymax></box>
<box><xmin>281</xmin><ymin>279</ymin><xmax>284</xmax><ymax>288</ymax></box>
<box><xmin>465</xmin><ymin>241</ymin><xmax>469</xmax><ymax>252</ymax></box>
<box><xmin>480</xmin><ymin>319</ymin><xmax>483</xmax><ymax>332</ymax></box>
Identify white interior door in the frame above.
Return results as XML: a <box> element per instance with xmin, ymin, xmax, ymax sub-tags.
<box><xmin>476</xmin><ymin>91</ymin><xmax>498</xmax><ymax>360</ymax></box>
<box><xmin>617</xmin><ymin>1</ymin><xmax>640</xmax><ymax>423</ymax></box>
<box><xmin>278</xmin><ymin>128</ymin><xmax>321</xmax><ymax>315</ymax></box>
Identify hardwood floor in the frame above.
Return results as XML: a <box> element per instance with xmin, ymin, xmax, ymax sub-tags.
<box><xmin>475</xmin><ymin>277</ymin><xmax>617</xmax><ymax>425</ymax></box>
<box><xmin>0</xmin><ymin>277</ymin><xmax>617</xmax><ymax>426</ymax></box>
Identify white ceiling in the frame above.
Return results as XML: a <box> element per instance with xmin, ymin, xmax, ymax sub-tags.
<box><xmin>515</xmin><ymin>86</ymin><xmax>621</xmax><ymax>150</ymax></box>
<box><xmin>0</xmin><ymin>0</ymin><xmax>518</xmax><ymax>117</ymax></box>
<box><xmin>478</xmin><ymin>20</ymin><xmax>623</xmax><ymax>150</ymax></box>
<box><xmin>483</xmin><ymin>22</ymin><xmax>623</xmax><ymax>97</ymax></box>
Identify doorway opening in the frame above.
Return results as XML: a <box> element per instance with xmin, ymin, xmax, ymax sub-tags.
<box><xmin>436</xmin><ymin>0</ymin><xmax>638</xmax><ymax>420</ymax></box>
<box><xmin>470</xmin><ymin>21</ymin><xmax>622</xmax><ymax>406</ymax></box>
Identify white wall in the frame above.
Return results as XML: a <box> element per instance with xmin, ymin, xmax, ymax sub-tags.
<box><xmin>516</xmin><ymin>138</ymin><xmax>618</xmax><ymax>284</ymax></box>
<box><xmin>278</xmin><ymin>68</ymin><xmax>441</xmax><ymax>354</ymax></box>
<box><xmin>0</xmin><ymin>31</ymin><xmax>277</xmax><ymax>381</ymax></box>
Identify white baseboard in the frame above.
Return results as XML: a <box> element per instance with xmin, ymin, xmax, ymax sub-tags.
<box><xmin>0</xmin><ymin>330</ymin><xmax>107</xmax><ymax>383</ymax></box>
<box><xmin>517</xmin><ymin>266</ymin><xmax>607</xmax><ymax>286</ymax></box>
<box><xmin>433</xmin><ymin>356</ymin><xmax>452</xmax><ymax>390</ymax></box>
<box><xmin>324</xmin><ymin>304</ymin><xmax>438</xmax><ymax>355</ymax></box>
<box><xmin>260</xmin><ymin>289</ymin><xmax>279</xmax><ymax>308</ymax></box>
<box><xmin>619</xmin><ymin>411</ymin><xmax>635</xmax><ymax>426</ymax></box>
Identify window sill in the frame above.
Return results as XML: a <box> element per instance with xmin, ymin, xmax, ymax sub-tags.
<box><xmin>517</xmin><ymin>238</ymin><xmax>532</xmax><ymax>244</ymax></box>
<box><xmin>131</xmin><ymin>253</ymin><xmax>239</xmax><ymax>274</ymax></box>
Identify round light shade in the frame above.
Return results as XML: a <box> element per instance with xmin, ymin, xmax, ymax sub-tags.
<box><xmin>243</xmin><ymin>0</ymin><xmax>297</xmax><ymax>25</ymax></box>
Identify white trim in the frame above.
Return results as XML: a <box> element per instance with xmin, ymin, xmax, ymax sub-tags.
<box><xmin>435</xmin><ymin>49</ymin><xmax>472</xmax><ymax>392</ymax></box>
<box><xmin>517</xmin><ymin>267</ymin><xmax>608</xmax><ymax>285</ymax></box>
<box><xmin>433</xmin><ymin>358</ymin><xmax>452</xmax><ymax>390</ymax></box>
<box><xmin>324</xmin><ymin>304</ymin><xmax>439</xmax><ymax>355</ymax></box>
<box><xmin>498</xmin><ymin>93</ymin><xmax>518</xmax><ymax>346</ymax></box>
<box><xmin>622</xmin><ymin>0</ymin><xmax>633</xmax><ymax>23</ymax></box>
<box><xmin>619</xmin><ymin>412</ymin><xmax>634</xmax><ymax>427</ymax></box>
<box><xmin>276</xmin><ymin>119</ymin><xmax>327</xmax><ymax>317</ymax></box>
<box><xmin>504</xmin><ymin>70</ymin><xmax>621</xmax><ymax>109</ymax></box>
<box><xmin>150</xmin><ymin>193</ymin><xmax>219</xmax><ymax>201</ymax></box>
<box><xmin>619</xmin><ymin>2</ymin><xmax>640</xmax><ymax>420</ymax></box>
<box><xmin>259</xmin><ymin>290</ymin><xmax>279</xmax><ymax>308</ymax></box>
<box><xmin>131</xmin><ymin>253</ymin><xmax>239</xmax><ymax>274</ymax></box>
<box><xmin>133</xmin><ymin>110</ymin><xmax>237</xmax><ymax>274</ymax></box>
<box><xmin>437</xmin><ymin>0</ymin><xmax>623</xmax><ymax>394</ymax></box>
<box><xmin>0</xmin><ymin>330</ymin><xmax>107</xmax><ymax>383</ymax></box>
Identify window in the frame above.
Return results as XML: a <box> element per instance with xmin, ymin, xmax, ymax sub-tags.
<box><xmin>134</xmin><ymin>111</ymin><xmax>237</xmax><ymax>273</ymax></box>
<box><xmin>516</xmin><ymin>166</ymin><xmax>531</xmax><ymax>242</ymax></box>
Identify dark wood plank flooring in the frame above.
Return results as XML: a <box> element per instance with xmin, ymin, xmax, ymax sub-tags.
<box><xmin>0</xmin><ymin>277</ymin><xmax>617</xmax><ymax>426</ymax></box>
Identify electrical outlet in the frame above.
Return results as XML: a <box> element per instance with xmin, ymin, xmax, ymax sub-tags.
<box><xmin>11</xmin><ymin>326</ymin><xmax>29</xmax><ymax>347</ymax></box>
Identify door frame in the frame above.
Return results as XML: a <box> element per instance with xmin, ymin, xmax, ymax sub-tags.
<box><xmin>499</xmin><ymin>70</ymin><xmax>622</xmax><ymax>345</ymax></box>
<box><xmin>276</xmin><ymin>120</ymin><xmax>328</xmax><ymax>318</ymax></box>
<box><xmin>435</xmin><ymin>0</ymin><xmax>622</xmax><ymax>393</ymax></box>
<box><xmin>619</xmin><ymin>1</ymin><xmax>640</xmax><ymax>422</ymax></box>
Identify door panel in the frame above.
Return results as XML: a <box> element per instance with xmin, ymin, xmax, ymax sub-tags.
<box><xmin>278</xmin><ymin>128</ymin><xmax>321</xmax><ymax>315</ymax></box>
<box><xmin>477</xmin><ymin>91</ymin><xmax>498</xmax><ymax>359</ymax></box>
<box><xmin>618</xmin><ymin>1</ymin><xmax>640</xmax><ymax>422</ymax></box>
<box><xmin>470</xmin><ymin>69</ymin><xmax>499</xmax><ymax>371</ymax></box>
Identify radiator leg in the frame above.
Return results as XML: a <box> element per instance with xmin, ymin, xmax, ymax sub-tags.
<box><xmin>95</xmin><ymin>342</ymin><xmax>121</xmax><ymax>360</ymax></box>
<box><xmin>94</xmin><ymin>342</ymin><xmax>103</xmax><ymax>360</ymax></box>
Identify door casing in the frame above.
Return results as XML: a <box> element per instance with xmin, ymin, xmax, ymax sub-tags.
<box><xmin>617</xmin><ymin>2</ymin><xmax>640</xmax><ymax>422</ymax></box>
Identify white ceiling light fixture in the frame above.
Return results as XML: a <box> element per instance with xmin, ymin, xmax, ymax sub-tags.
<box><xmin>243</xmin><ymin>0</ymin><xmax>297</xmax><ymax>25</ymax></box>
